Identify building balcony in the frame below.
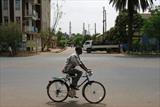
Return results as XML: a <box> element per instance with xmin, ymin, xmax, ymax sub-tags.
<box><xmin>24</xmin><ymin>10</ymin><xmax>40</xmax><ymax>21</ymax></box>
<box><xmin>24</xmin><ymin>15</ymin><xmax>40</xmax><ymax>21</ymax></box>
<box><xmin>24</xmin><ymin>14</ymin><xmax>33</xmax><ymax>18</ymax></box>
<box><xmin>33</xmin><ymin>0</ymin><xmax>41</xmax><ymax>5</ymax></box>
<box><xmin>24</xmin><ymin>26</ymin><xmax>38</xmax><ymax>33</ymax></box>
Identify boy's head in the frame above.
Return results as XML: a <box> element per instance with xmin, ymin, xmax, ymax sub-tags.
<box><xmin>75</xmin><ymin>46</ymin><xmax>82</xmax><ymax>55</ymax></box>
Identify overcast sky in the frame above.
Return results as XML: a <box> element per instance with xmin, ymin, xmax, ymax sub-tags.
<box><xmin>51</xmin><ymin>0</ymin><xmax>160</xmax><ymax>35</ymax></box>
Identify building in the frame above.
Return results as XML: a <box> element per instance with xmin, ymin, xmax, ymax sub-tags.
<box><xmin>0</xmin><ymin>0</ymin><xmax>50</xmax><ymax>51</ymax></box>
<box><xmin>0</xmin><ymin>0</ymin><xmax>2</xmax><ymax>24</ymax></box>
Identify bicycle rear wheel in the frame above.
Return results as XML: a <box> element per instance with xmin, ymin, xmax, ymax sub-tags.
<box><xmin>47</xmin><ymin>80</ymin><xmax>69</xmax><ymax>102</ymax></box>
<box><xmin>82</xmin><ymin>81</ymin><xmax>106</xmax><ymax>104</ymax></box>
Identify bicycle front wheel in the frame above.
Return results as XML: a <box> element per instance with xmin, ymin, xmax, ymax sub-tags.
<box><xmin>47</xmin><ymin>80</ymin><xmax>69</xmax><ymax>102</ymax></box>
<box><xmin>82</xmin><ymin>81</ymin><xmax>106</xmax><ymax>104</ymax></box>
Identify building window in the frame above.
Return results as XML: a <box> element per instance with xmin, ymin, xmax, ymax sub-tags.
<box><xmin>16</xmin><ymin>17</ymin><xmax>21</xmax><ymax>24</ymax></box>
<box><xmin>15</xmin><ymin>0</ymin><xmax>20</xmax><ymax>10</ymax></box>
<box><xmin>38</xmin><ymin>0</ymin><xmax>41</xmax><ymax>4</ymax></box>
<box><xmin>27</xmin><ymin>34</ymin><xmax>30</xmax><ymax>40</ymax></box>
<box><xmin>4</xmin><ymin>16</ymin><xmax>8</xmax><ymax>24</ymax></box>
<box><xmin>26</xmin><ymin>20</ymin><xmax>29</xmax><ymax>26</ymax></box>
<box><xmin>25</xmin><ymin>2</ymin><xmax>29</xmax><ymax>15</ymax></box>
<box><xmin>3</xmin><ymin>0</ymin><xmax>8</xmax><ymax>10</ymax></box>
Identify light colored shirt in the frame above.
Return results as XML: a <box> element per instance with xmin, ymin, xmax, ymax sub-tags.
<box><xmin>8</xmin><ymin>46</ymin><xmax>12</xmax><ymax>52</ymax></box>
<box><xmin>64</xmin><ymin>53</ymin><xmax>82</xmax><ymax>72</ymax></box>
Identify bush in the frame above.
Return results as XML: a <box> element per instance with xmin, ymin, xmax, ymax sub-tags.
<box><xmin>0</xmin><ymin>23</ymin><xmax>22</xmax><ymax>54</ymax></box>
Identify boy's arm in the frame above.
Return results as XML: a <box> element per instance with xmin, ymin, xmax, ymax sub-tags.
<box><xmin>75</xmin><ymin>55</ymin><xmax>89</xmax><ymax>72</ymax></box>
<box><xmin>80</xmin><ymin>62</ymin><xmax>88</xmax><ymax>72</ymax></box>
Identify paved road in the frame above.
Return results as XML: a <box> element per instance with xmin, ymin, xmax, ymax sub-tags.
<box><xmin>0</xmin><ymin>48</ymin><xmax>160</xmax><ymax>107</ymax></box>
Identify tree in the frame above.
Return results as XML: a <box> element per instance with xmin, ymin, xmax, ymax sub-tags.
<box><xmin>56</xmin><ymin>30</ymin><xmax>67</xmax><ymax>47</ymax></box>
<box><xmin>115</xmin><ymin>9</ymin><xmax>144</xmax><ymax>43</ymax></box>
<box><xmin>109</xmin><ymin>0</ymin><xmax>153</xmax><ymax>53</ymax></box>
<box><xmin>82</xmin><ymin>34</ymin><xmax>91</xmax><ymax>44</ymax></box>
<box><xmin>104</xmin><ymin>27</ymin><xmax>119</xmax><ymax>43</ymax></box>
<box><xmin>142</xmin><ymin>11</ymin><xmax>160</xmax><ymax>41</ymax></box>
<box><xmin>68</xmin><ymin>33</ymin><xmax>91</xmax><ymax>47</ymax></box>
<box><xmin>40</xmin><ymin>29</ymin><xmax>51</xmax><ymax>51</ymax></box>
<box><xmin>51</xmin><ymin>0</ymin><xmax>63</xmax><ymax>32</ymax></box>
<box><xmin>0</xmin><ymin>23</ymin><xmax>22</xmax><ymax>54</ymax></box>
<box><xmin>39</xmin><ymin>0</ymin><xmax>64</xmax><ymax>51</ymax></box>
<box><xmin>72</xmin><ymin>33</ymin><xmax>84</xmax><ymax>47</ymax></box>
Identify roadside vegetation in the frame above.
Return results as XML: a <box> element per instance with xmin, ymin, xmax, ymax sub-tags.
<box><xmin>0</xmin><ymin>23</ymin><xmax>22</xmax><ymax>56</ymax></box>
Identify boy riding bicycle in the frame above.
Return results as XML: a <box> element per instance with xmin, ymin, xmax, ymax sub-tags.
<box><xmin>47</xmin><ymin>47</ymin><xmax>105</xmax><ymax>102</ymax></box>
<box><xmin>62</xmin><ymin>47</ymin><xmax>91</xmax><ymax>91</ymax></box>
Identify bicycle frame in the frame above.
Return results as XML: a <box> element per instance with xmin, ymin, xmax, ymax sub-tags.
<box><xmin>63</xmin><ymin>72</ymin><xmax>91</xmax><ymax>88</ymax></box>
<box><xmin>77</xmin><ymin>74</ymin><xmax>90</xmax><ymax>88</ymax></box>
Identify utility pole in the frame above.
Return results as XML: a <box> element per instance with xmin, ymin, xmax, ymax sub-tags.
<box><xmin>94</xmin><ymin>23</ymin><xmax>97</xmax><ymax>35</ymax></box>
<box><xmin>69</xmin><ymin>21</ymin><xmax>71</xmax><ymax>37</ymax></box>
<box><xmin>103</xmin><ymin>7</ymin><xmax>107</xmax><ymax>35</ymax></box>
<box><xmin>83</xmin><ymin>22</ymin><xmax>85</xmax><ymax>36</ymax></box>
<box><xmin>88</xmin><ymin>24</ymin><xmax>90</xmax><ymax>35</ymax></box>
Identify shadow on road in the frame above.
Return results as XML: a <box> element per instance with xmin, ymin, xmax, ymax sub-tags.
<box><xmin>46</xmin><ymin>101</ymin><xmax>107</xmax><ymax>107</ymax></box>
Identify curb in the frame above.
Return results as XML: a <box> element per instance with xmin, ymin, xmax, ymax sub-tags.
<box><xmin>52</xmin><ymin>48</ymin><xmax>66</xmax><ymax>53</ymax></box>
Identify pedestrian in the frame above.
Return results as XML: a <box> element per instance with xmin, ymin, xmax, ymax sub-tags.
<box><xmin>8</xmin><ymin>46</ymin><xmax>13</xmax><ymax>56</ymax></box>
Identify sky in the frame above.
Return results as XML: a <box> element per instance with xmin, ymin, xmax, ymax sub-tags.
<box><xmin>51</xmin><ymin>0</ymin><xmax>160</xmax><ymax>35</ymax></box>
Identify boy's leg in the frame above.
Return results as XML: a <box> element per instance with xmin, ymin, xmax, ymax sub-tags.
<box><xmin>69</xmin><ymin>69</ymin><xmax>82</xmax><ymax>88</ymax></box>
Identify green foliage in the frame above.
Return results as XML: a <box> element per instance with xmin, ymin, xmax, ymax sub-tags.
<box><xmin>73</xmin><ymin>34</ymin><xmax>84</xmax><ymax>46</ymax></box>
<box><xmin>59</xmin><ymin>39</ymin><xmax>67</xmax><ymax>47</ymax></box>
<box><xmin>68</xmin><ymin>33</ymin><xmax>91</xmax><ymax>47</ymax></box>
<box><xmin>92</xmin><ymin>33</ymin><xmax>100</xmax><ymax>41</ymax></box>
<box><xmin>56</xmin><ymin>31</ymin><xmax>64</xmax><ymax>41</ymax></box>
<box><xmin>40</xmin><ymin>29</ymin><xmax>50</xmax><ymax>41</ymax></box>
<box><xmin>114</xmin><ymin>10</ymin><xmax>144</xmax><ymax>43</ymax></box>
<box><xmin>0</xmin><ymin>23</ymin><xmax>22</xmax><ymax>52</ymax></box>
<box><xmin>40</xmin><ymin>29</ymin><xmax>51</xmax><ymax>51</ymax></box>
<box><xmin>55</xmin><ymin>31</ymin><xmax>67</xmax><ymax>47</ymax></box>
<box><xmin>54</xmin><ymin>31</ymin><xmax>91</xmax><ymax>47</ymax></box>
<box><xmin>83</xmin><ymin>35</ymin><xmax>91</xmax><ymax>44</ymax></box>
<box><xmin>104</xmin><ymin>27</ymin><xmax>119</xmax><ymax>43</ymax></box>
<box><xmin>104</xmin><ymin>10</ymin><xmax>143</xmax><ymax>44</ymax></box>
<box><xmin>142</xmin><ymin>11</ymin><xmax>160</xmax><ymax>40</ymax></box>
<box><xmin>109</xmin><ymin>0</ymin><xmax>153</xmax><ymax>52</ymax></box>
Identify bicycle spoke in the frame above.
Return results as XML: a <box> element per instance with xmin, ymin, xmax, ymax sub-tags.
<box><xmin>83</xmin><ymin>81</ymin><xmax>106</xmax><ymax>103</ymax></box>
<box><xmin>47</xmin><ymin>80</ymin><xmax>69</xmax><ymax>102</ymax></box>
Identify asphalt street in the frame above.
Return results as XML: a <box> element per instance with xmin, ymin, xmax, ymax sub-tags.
<box><xmin>0</xmin><ymin>47</ymin><xmax>160</xmax><ymax>107</ymax></box>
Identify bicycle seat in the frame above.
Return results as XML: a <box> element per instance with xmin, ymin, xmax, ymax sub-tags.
<box><xmin>66</xmin><ymin>73</ymin><xmax>77</xmax><ymax>78</ymax></box>
<box><xmin>52</xmin><ymin>77</ymin><xmax>64</xmax><ymax>80</ymax></box>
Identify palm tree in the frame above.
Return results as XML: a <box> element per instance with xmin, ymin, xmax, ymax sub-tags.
<box><xmin>109</xmin><ymin>0</ymin><xmax>153</xmax><ymax>53</ymax></box>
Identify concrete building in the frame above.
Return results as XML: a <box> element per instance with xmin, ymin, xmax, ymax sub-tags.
<box><xmin>0</xmin><ymin>0</ymin><xmax>50</xmax><ymax>51</ymax></box>
<box><xmin>0</xmin><ymin>0</ymin><xmax>2</xmax><ymax>24</ymax></box>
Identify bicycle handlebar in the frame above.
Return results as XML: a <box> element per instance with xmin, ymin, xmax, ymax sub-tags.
<box><xmin>85</xmin><ymin>70</ymin><xmax>93</xmax><ymax>77</ymax></box>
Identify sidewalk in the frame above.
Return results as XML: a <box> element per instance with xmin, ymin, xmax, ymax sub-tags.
<box><xmin>0</xmin><ymin>48</ymin><xmax>66</xmax><ymax>57</ymax></box>
<box><xmin>49</xmin><ymin>48</ymin><xmax>66</xmax><ymax>53</ymax></box>
<box><xmin>39</xmin><ymin>48</ymin><xmax>66</xmax><ymax>55</ymax></box>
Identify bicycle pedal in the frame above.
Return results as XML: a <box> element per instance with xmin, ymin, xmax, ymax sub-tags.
<box><xmin>74</xmin><ymin>96</ymin><xmax>79</xmax><ymax>98</ymax></box>
<box><xmin>68</xmin><ymin>95</ymin><xmax>74</xmax><ymax>98</ymax></box>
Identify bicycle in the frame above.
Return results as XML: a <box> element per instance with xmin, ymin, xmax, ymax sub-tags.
<box><xmin>46</xmin><ymin>70</ymin><xmax>106</xmax><ymax>104</ymax></box>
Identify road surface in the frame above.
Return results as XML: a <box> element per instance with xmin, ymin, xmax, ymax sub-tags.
<box><xmin>0</xmin><ymin>47</ymin><xmax>160</xmax><ymax>107</ymax></box>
